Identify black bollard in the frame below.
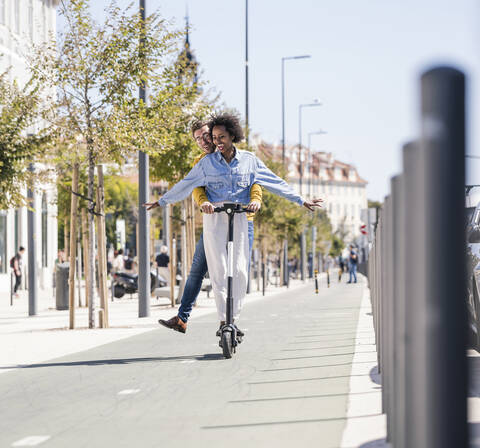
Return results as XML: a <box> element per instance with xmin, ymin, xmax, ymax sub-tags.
<box><xmin>421</xmin><ymin>67</ymin><xmax>467</xmax><ymax>448</ymax></box>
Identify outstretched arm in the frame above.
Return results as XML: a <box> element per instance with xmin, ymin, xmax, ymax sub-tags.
<box><xmin>144</xmin><ymin>162</ymin><xmax>206</xmax><ymax>210</ymax></box>
<box><xmin>253</xmin><ymin>156</ymin><xmax>323</xmax><ymax>210</ymax></box>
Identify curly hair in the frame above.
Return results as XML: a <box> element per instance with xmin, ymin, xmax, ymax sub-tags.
<box><xmin>190</xmin><ymin>119</ymin><xmax>209</xmax><ymax>137</ymax></box>
<box><xmin>208</xmin><ymin>113</ymin><xmax>245</xmax><ymax>143</ymax></box>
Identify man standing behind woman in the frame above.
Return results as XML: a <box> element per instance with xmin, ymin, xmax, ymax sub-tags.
<box><xmin>145</xmin><ymin>113</ymin><xmax>322</xmax><ymax>337</ymax></box>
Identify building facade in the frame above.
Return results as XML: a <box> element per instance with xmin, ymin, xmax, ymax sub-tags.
<box><xmin>0</xmin><ymin>0</ymin><xmax>59</xmax><ymax>294</ymax></box>
<box><xmin>256</xmin><ymin>141</ymin><xmax>368</xmax><ymax>241</ymax></box>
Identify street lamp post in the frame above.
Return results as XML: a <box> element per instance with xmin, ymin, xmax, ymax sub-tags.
<box><xmin>138</xmin><ymin>0</ymin><xmax>150</xmax><ymax>318</ymax></box>
<box><xmin>307</xmin><ymin>130</ymin><xmax>327</xmax><ymax>198</ymax></box>
<box><xmin>245</xmin><ymin>0</ymin><xmax>249</xmax><ymax>150</ymax></box>
<box><xmin>281</xmin><ymin>55</ymin><xmax>310</xmax><ymax>165</ymax></box>
<box><xmin>298</xmin><ymin>101</ymin><xmax>322</xmax><ymax>196</ymax></box>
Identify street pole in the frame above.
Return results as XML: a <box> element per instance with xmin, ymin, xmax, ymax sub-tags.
<box><xmin>245</xmin><ymin>0</ymin><xmax>249</xmax><ymax>150</ymax></box>
<box><xmin>27</xmin><ymin>163</ymin><xmax>37</xmax><ymax>316</ymax></box>
<box><xmin>298</xmin><ymin>102</ymin><xmax>322</xmax><ymax>196</ymax></box>
<box><xmin>281</xmin><ymin>55</ymin><xmax>311</xmax><ymax>166</ymax></box>
<box><xmin>138</xmin><ymin>0</ymin><xmax>150</xmax><ymax>317</ymax></box>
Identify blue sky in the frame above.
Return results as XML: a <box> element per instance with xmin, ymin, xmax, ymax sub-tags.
<box><xmin>59</xmin><ymin>0</ymin><xmax>480</xmax><ymax>200</ymax></box>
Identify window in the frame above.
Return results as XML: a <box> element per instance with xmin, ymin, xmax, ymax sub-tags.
<box><xmin>42</xmin><ymin>193</ymin><xmax>48</xmax><ymax>267</ymax></box>
<box><xmin>28</xmin><ymin>0</ymin><xmax>33</xmax><ymax>38</ymax></box>
<box><xmin>351</xmin><ymin>204</ymin><xmax>355</xmax><ymax>218</ymax></box>
<box><xmin>0</xmin><ymin>0</ymin><xmax>5</xmax><ymax>25</ymax></box>
<box><xmin>336</xmin><ymin>204</ymin><xmax>340</xmax><ymax>215</ymax></box>
<box><xmin>0</xmin><ymin>211</ymin><xmax>6</xmax><ymax>274</ymax></box>
<box><xmin>14</xmin><ymin>0</ymin><xmax>20</xmax><ymax>34</ymax></box>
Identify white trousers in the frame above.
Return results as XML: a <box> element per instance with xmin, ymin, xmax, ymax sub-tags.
<box><xmin>203</xmin><ymin>205</ymin><xmax>249</xmax><ymax>321</ymax></box>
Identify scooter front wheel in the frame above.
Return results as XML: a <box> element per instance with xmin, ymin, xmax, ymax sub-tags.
<box><xmin>221</xmin><ymin>331</ymin><xmax>233</xmax><ymax>359</ymax></box>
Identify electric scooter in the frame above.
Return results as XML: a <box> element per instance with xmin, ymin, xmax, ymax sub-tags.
<box><xmin>214</xmin><ymin>203</ymin><xmax>249</xmax><ymax>359</ymax></box>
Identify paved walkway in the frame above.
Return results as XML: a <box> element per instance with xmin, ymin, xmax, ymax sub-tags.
<box><xmin>1</xmin><ymin>275</ymin><xmax>385</xmax><ymax>448</ymax></box>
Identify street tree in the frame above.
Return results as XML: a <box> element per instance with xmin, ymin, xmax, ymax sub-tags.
<box><xmin>31</xmin><ymin>0</ymin><xmax>183</xmax><ymax>328</ymax></box>
<box><xmin>0</xmin><ymin>75</ymin><xmax>52</xmax><ymax>210</ymax></box>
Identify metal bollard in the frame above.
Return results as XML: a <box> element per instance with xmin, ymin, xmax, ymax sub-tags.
<box><xmin>421</xmin><ymin>67</ymin><xmax>467</xmax><ymax>448</ymax></box>
<box><xmin>327</xmin><ymin>269</ymin><xmax>330</xmax><ymax>288</ymax></box>
<box><xmin>384</xmin><ymin>195</ymin><xmax>395</xmax><ymax>442</ymax></box>
<box><xmin>314</xmin><ymin>269</ymin><xmax>318</xmax><ymax>294</ymax></box>
<box><xmin>403</xmin><ymin>140</ymin><xmax>429</xmax><ymax>448</ymax></box>
<box><xmin>392</xmin><ymin>174</ymin><xmax>406</xmax><ymax>448</ymax></box>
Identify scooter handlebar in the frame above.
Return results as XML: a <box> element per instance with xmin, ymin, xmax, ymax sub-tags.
<box><xmin>213</xmin><ymin>203</ymin><xmax>249</xmax><ymax>214</ymax></box>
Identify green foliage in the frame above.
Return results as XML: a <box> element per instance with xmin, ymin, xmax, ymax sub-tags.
<box><xmin>0</xmin><ymin>75</ymin><xmax>52</xmax><ymax>209</ymax></box>
<box><xmin>329</xmin><ymin>234</ymin><xmax>345</xmax><ymax>257</ymax></box>
<box><xmin>103</xmin><ymin>173</ymin><xmax>138</xmax><ymax>245</ymax></box>
<box><xmin>28</xmin><ymin>0</ymin><xmax>189</xmax><ymax>192</ymax></box>
<box><xmin>253</xmin><ymin>158</ymin><xmax>333</xmax><ymax>257</ymax></box>
<box><xmin>368</xmin><ymin>199</ymin><xmax>382</xmax><ymax>210</ymax></box>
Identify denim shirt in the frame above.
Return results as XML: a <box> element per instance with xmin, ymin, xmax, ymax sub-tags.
<box><xmin>157</xmin><ymin>149</ymin><xmax>305</xmax><ymax>207</ymax></box>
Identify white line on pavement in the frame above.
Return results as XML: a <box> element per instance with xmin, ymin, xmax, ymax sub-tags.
<box><xmin>11</xmin><ymin>436</ymin><xmax>51</xmax><ymax>446</ymax></box>
<box><xmin>117</xmin><ymin>389</ymin><xmax>141</xmax><ymax>395</ymax></box>
<box><xmin>180</xmin><ymin>360</ymin><xmax>196</xmax><ymax>364</ymax></box>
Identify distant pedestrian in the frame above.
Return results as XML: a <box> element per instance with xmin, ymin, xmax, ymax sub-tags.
<box><xmin>112</xmin><ymin>249</ymin><xmax>125</xmax><ymax>272</ymax></box>
<box><xmin>347</xmin><ymin>245</ymin><xmax>358</xmax><ymax>284</ymax></box>
<box><xmin>156</xmin><ymin>245</ymin><xmax>170</xmax><ymax>285</ymax></box>
<box><xmin>10</xmin><ymin>247</ymin><xmax>25</xmax><ymax>297</ymax></box>
<box><xmin>338</xmin><ymin>255</ymin><xmax>345</xmax><ymax>282</ymax></box>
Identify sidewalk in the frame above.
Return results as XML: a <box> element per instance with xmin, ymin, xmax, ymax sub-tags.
<box><xmin>0</xmin><ymin>277</ymin><xmax>308</xmax><ymax>373</ymax></box>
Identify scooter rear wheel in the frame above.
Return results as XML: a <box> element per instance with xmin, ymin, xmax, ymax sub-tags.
<box><xmin>221</xmin><ymin>331</ymin><xmax>233</xmax><ymax>359</ymax></box>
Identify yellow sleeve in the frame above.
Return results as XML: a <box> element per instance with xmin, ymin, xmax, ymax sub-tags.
<box><xmin>192</xmin><ymin>187</ymin><xmax>208</xmax><ymax>207</ymax></box>
<box><xmin>250</xmin><ymin>183</ymin><xmax>262</xmax><ymax>203</ymax></box>
<box><xmin>191</xmin><ymin>153</ymin><xmax>209</xmax><ymax>206</ymax></box>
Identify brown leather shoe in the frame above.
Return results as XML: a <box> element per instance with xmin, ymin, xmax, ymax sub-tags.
<box><xmin>158</xmin><ymin>316</ymin><xmax>187</xmax><ymax>334</ymax></box>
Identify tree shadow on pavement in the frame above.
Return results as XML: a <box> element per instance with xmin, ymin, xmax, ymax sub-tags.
<box><xmin>2</xmin><ymin>353</ymin><xmax>224</xmax><ymax>369</ymax></box>
<box><xmin>471</xmin><ymin>423</ymin><xmax>480</xmax><ymax>447</ymax></box>
<box><xmin>357</xmin><ymin>438</ymin><xmax>388</xmax><ymax>447</ymax></box>
<box><xmin>469</xmin><ymin>355</ymin><xmax>480</xmax><ymax>397</ymax></box>
<box><xmin>369</xmin><ymin>365</ymin><xmax>381</xmax><ymax>385</ymax></box>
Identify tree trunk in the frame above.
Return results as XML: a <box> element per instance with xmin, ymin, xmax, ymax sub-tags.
<box><xmin>96</xmin><ymin>164</ymin><xmax>109</xmax><ymax>328</ymax></box>
<box><xmin>68</xmin><ymin>163</ymin><xmax>79</xmax><ymax>329</ymax></box>
<box><xmin>81</xmin><ymin>208</ymin><xmax>90</xmax><ymax>308</ymax></box>
<box><xmin>177</xmin><ymin>201</ymin><xmax>187</xmax><ymax>303</ymax></box>
<box><xmin>168</xmin><ymin>205</ymin><xmax>176</xmax><ymax>307</ymax></box>
<box><xmin>77</xmin><ymin>220</ymin><xmax>82</xmax><ymax>307</ymax></box>
<box><xmin>87</xmin><ymin>150</ymin><xmax>96</xmax><ymax>329</ymax></box>
<box><xmin>64</xmin><ymin>217</ymin><xmax>69</xmax><ymax>260</ymax></box>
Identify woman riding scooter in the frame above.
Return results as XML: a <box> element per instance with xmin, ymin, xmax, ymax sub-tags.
<box><xmin>145</xmin><ymin>113</ymin><xmax>322</xmax><ymax>336</ymax></box>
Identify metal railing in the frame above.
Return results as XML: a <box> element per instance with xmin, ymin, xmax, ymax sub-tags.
<box><xmin>368</xmin><ymin>66</ymin><xmax>468</xmax><ymax>448</ymax></box>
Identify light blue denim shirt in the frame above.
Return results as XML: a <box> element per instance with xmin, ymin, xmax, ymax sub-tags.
<box><xmin>157</xmin><ymin>149</ymin><xmax>305</xmax><ymax>207</ymax></box>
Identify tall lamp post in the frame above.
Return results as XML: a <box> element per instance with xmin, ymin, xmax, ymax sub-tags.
<box><xmin>298</xmin><ymin>101</ymin><xmax>322</xmax><ymax>196</ymax></box>
<box><xmin>245</xmin><ymin>0</ymin><xmax>249</xmax><ymax>150</ymax></box>
<box><xmin>307</xmin><ymin>130</ymin><xmax>327</xmax><ymax>198</ymax></box>
<box><xmin>138</xmin><ymin>0</ymin><xmax>150</xmax><ymax>318</ymax></box>
<box><xmin>281</xmin><ymin>55</ymin><xmax>310</xmax><ymax>165</ymax></box>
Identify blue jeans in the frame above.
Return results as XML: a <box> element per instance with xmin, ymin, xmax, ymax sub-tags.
<box><xmin>348</xmin><ymin>264</ymin><xmax>357</xmax><ymax>283</ymax></box>
<box><xmin>178</xmin><ymin>220</ymin><xmax>255</xmax><ymax>323</ymax></box>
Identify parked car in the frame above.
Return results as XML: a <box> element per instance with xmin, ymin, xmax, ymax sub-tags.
<box><xmin>466</xmin><ymin>199</ymin><xmax>480</xmax><ymax>351</ymax></box>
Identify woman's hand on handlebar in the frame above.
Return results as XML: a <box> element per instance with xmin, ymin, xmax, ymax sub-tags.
<box><xmin>200</xmin><ymin>201</ymin><xmax>215</xmax><ymax>214</ymax></box>
<box><xmin>144</xmin><ymin>201</ymin><xmax>160</xmax><ymax>211</ymax></box>
<box><xmin>303</xmin><ymin>198</ymin><xmax>324</xmax><ymax>211</ymax></box>
<box><xmin>246</xmin><ymin>200</ymin><xmax>261</xmax><ymax>213</ymax></box>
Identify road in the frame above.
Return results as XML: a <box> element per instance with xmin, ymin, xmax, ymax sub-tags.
<box><xmin>1</xmin><ymin>280</ymin><xmax>372</xmax><ymax>448</ymax></box>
